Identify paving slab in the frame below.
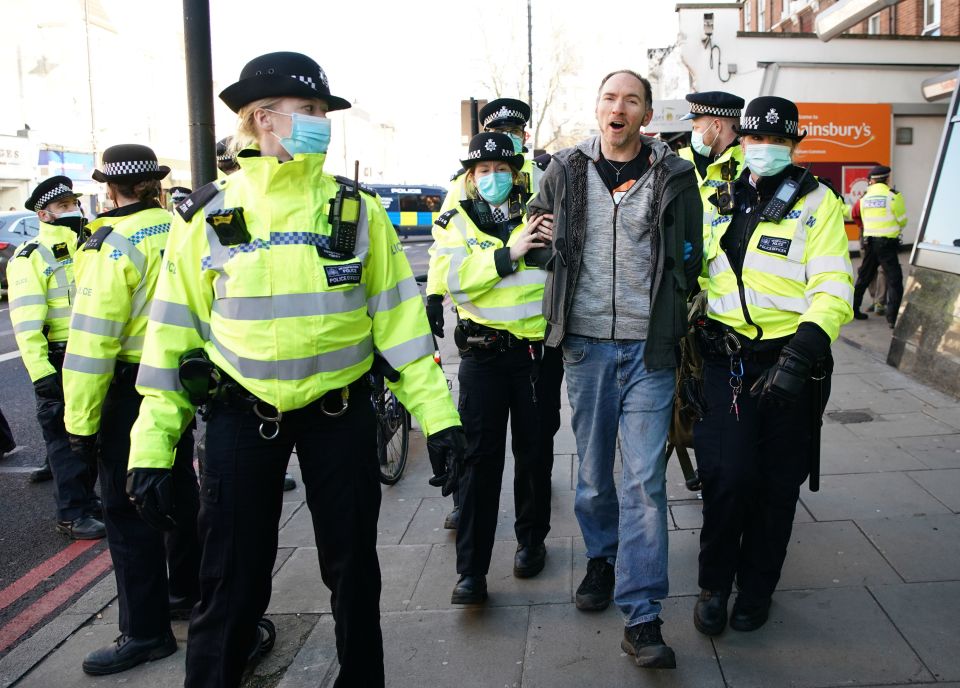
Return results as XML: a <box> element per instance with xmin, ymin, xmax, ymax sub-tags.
<box><xmin>777</xmin><ymin>521</ymin><xmax>902</xmax><ymax>590</ymax></box>
<box><xmin>897</xmin><ymin>434</ymin><xmax>960</xmax><ymax>469</ymax></box>
<box><xmin>277</xmin><ymin>493</ymin><xmax>421</xmax><ymax>548</ymax></box>
<box><xmin>399</xmin><ymin>496</ymin><xmax>460</xmax><ymax>545</ymax></box>
<box><xmin>820</xmin><ymin>435</ymin><xmax>926</xmax><ymax>474</ymax></box>
<box><xmin>870</xmin><ymin>581</ymin><xmax>960</xmax><ymax>682</ymax></box>
<box><xmin>826</xmin><ymin>378</ymin><xmax>928</xmax><ymax>414</ymax></box>
<box><xmin>521</xmin><ymin>599</ymin><xmax>723</xmax><ymax>688</ymax></box>
<box><xmin>379</xmin><ymin>606</ymin><xmax>528</xmax><ymax>688</ymax></box>
<box><xmin>845</xmin><ymin>411</ymin><xmax>957</xmax><ymax>439</ymax></box>
<box><xmin>279</xmin><ymin>500</ymin><xmax>303</xmax><ymax>529</ymax></box>
<box><xmin>856</xmin><ymin>513</ymin><xmax>960</xmax><ymax>582</ymax></box>
<box><xmin>409</xmin><ymin>538</ymin><xmax>573</xmax><ymax>611</ymax></box>
<box><xmin>495</xmin><ymin>489</ymin><xmax>581</xmax><ymax>540</ymax></box>
<box><xmin>268</xmin><ymin>544</ymin><xmax>430</xmax><ymax>614</ymax></box>
<box><xmin>276</xmin><ymin>615</ymin><xmax>337</xmax><ymax>688</ymax></box>
<box><xmin>714</xmin><ymin>587</ymin><xmax>933</xmax><ymax>687</ymax></box>
<box><xmin>922</xmin><ymin>405</ymin><xmax>960</xmax><ymax>430</ymax></box>
<box><xmin>801</xmin><ymin>472</ymin><xmax>951</xmax><ymax>521</ymax></box>
<box><xmin>907</xmin><ymin>468</ymin><xmax>960</xmax><ymax>511</ymax></box>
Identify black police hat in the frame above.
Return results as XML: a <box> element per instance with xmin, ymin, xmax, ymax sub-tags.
<box><xmin>460</xmin><ymin>133</ymin><xmax>524</xmax><ymax>170</ymax></box>
<box><xmin>480</xmin><ymin>98</ymin><xmax>531</xmax><ymax>130</ymax></box>
<box><xmin>92</xmin><ymin>144</ymin><xmax>170</xmax><ymax>183</ymax></box>
<box><xmin>25</xmin><ymin>175</ymin><xmax>82</xmax><ymax>213</ymax></box>
<box><xmin>738</xmin><ymin>96</ymin><xmax>806</xmax><ymax>141</ymax></box>
<box><xmin>168</xmin><ymin>186</ymin><xmax>192</xmax><ymax>204</ymax></box>
<box><xmin>219</xmin><ymin>52</ymin><xmax>351</xmax><ymax>114</ymax></box>
<box><xmin>869</xmin><ymin>165</ymin><xmax>891</xmax><ymax>179</ymax></box>
<box><xmin>681</xmin><ymin>91</ymin><xmax>745</xmax><ymax>120</ymax></box>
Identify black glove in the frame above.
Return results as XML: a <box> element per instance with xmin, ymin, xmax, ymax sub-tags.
<box><xmin>68</xmin><ymin>433</ymin><xmax>97</xmax><ymax>456</ymax></box>
<box><xmin>425</xmin><ymin>294</ymin><xmax>445</xmax><ymax>338</ymax></box>
<box><xmin>33</xmin><ymin>373</ymin><xmax>62</xmax><ymax>401</ymax></box>
<box><xmin>426</xmin><ymin>426</ymin><xmax>467</xmax><ymax>497</ymax></box>
<box><xmin>749</xmin><ymin>323</ymin><xmax>829</xmax><ymax>410</ymax></box>
<box><xmin>126</xmin><ymin>468</ymin><xmax>178</xmax><ymax>531</ymax></box>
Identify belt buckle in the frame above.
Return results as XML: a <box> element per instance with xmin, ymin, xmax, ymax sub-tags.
<box><xmin>253</xmin><ymin>401</ymin><xmax>282</xmax><ymax>440</ymax></box>
<box><xmin>320</xmin><ymin>387</ymin><xmax>350</xmax><ymax>418</ymax></box>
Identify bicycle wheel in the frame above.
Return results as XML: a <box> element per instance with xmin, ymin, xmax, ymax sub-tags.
<box><xmin>377</xmin><ymin>388</ymin><xmax>410</xmax><ymax>485</ymax></box>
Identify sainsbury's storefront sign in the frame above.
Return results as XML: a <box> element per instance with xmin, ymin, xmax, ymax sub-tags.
<box><xmin>794</xmin><ymin>103</ymin><xmax>891</xmax><ymax>165</ymax></box>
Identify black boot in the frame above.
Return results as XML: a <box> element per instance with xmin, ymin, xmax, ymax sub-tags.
<box><xmin>730</xmin><ymin>595</ymin><xmax>771</xmax><ymax>632</ymax></box>
<box><xmin>82</xmin><ymin>631</ymin><xmax>177</xmax><ymax>675</ymax></box>
<box><xmin>56</xmin><ymin>515</ymin><xmax>106</xmax><ymax>540</ymax></box>
<box><xmin>621</xmin><ymin>618</ymin><xmax>677</xmax><ymax>669</ymax></box>
<box><xmin>513</xmin><ymin>542</ymin><xmax>546</xmax><ymax>578</ymax></box>
<box><xmin>693</xmin><ymin>589</ymin><xmax>729</xmax><ymax>636</ymax></box>
<box><xmin>451</xmin><ymin>574</ymin><xmax>487</xmax><ymax>604</ymax></box>
<box><xmin>575</xmin><ymin>558</ymin><xmax>615</xmax><ymax>611</ymax></box>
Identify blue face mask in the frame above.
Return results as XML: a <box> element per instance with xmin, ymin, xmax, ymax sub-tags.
<box><xmin>476</xmin><ymin>171</ymin><xmax>514</xmax><ymax>206</ymax></box>
<box><xmin>744</xmin><ymin>143</ymin><xmax>793</xmax><ymax>177</ymax></box>
<box><xmin>268</xmin><ymin>110</ymin><xmax>331</xmax><ymax>156</ymax></box>
<box><xmin>507</xmin><ymin>133</ymin><xmax>523</xmax><ymax>154</ymax></box>
<box><xmin>690</xmin><ymin>123</ymin><xmax>717</xmax><ymax>157</ymax></box>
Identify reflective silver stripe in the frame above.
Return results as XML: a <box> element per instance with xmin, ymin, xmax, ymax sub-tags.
<box><xmin>63</xmin><ymin>353</ymin><xmax>115</xmax><ymax>374</ymax></box>
<box><xmin>213</xmin><ymin>289</ymin><xmax>366</xmax><ymax>320</ymax></box>
<box><xmin>149</xmin><ymin>300</ymin><xmax>210</xmax><ymax>339</ymax></box>
<box><xmin>431</xmin><ymin>245</ymin><xmax>468</xmax><ymax>256</ymax></box>
<box><xmin>48</xmin><ymin>286</ymin><xmax>73</xmax><ymax>299</ymax></box>
<box><xmin>71</xmin><ymin>313</ymin><xmax>125</xmax><ymax>338</ymax></box>
<box><xmin>35</xmin><ymin>244</ymin><xmax>67</xmax><ymax>288</ymax></box>
<box><xmin>708</xmin><ymin>251</ymin><xmax>732</xmax><ymax>278</ymax></box>
<box><xmin>444</xmin><ymin>214</ymin><xmax>472</xmax><ymax>299</ymax></box>
<box><xmin>12</xmin><ymin>320</ymin><xmax>43</xmax><ymax>334</ymax></box>
<box><xmin>104</xmin><ymin>232</ymin><xmax>146</xmax><ymax>276</ymax></box>
<box><xmin>806</xmin><ymin>255</ymin><xmax>853</xmax><ymax>278</ymax></box>
<box><xmin>355</xmin><ymin>195</ymin><xmax>371</xmax><ymax>262</ymax></box>
<box><xmin>367</xmin><ymin>276</ymin><xmax>420</xmax><ymax>314</ymax></box>
<box><xmin>456</xmin><ymin>299</ymin><xmax>544</xmax><ymax>322</ymax></box>
<box><xmin>495</xmin><ymin>269</ymin><xmax>547</xmax><ymax>290</ymax></box>
<box><xmin>10</xmin><ymin>295</ymin><xmax>47</xmax><ymax>310</ymax></box>
<box><xmin>210</xmin><ymin>332</ymin><xmax>373</xmax><ymax>381</ymax></box>
<box><xmin>746</xmin><ymin>289</ymin><xmax>808</xmax><ymax>314</ymax></box>
<box><xmin>785</xmin><ymin>184</ymin><xmax>828</xmax><ymax>263</ymax></box>
<box><xmin>807</xmin><ymin>281</ymin><xmax>854</xmax><ymax>306</ymax></box>
<box><xmin>136</xmin><ymin>364</ymin><xmax>183</xmax><ymax>392</ymax></box>
<box><xmin>48</xmin><ymin>307</ymin><xmax>72</xmax><ymax>320</ymax></box>
<box><xmin>378</xmin><ymin>333</ymin><xmax>434</xmax><ymax>369</ymax></box>
<box><xmin>743</xmin><ymin>252</ymin><xmax>805</xmax><ymax>283</ymax></box>
<box><xmin>121</xmin><ymin>335</ymin><xmax>145</xmax><ymax>351</ymax></box>
<box><xmin>129</xmin><ymin>286</ymin><xmax>151</xmax><ymax>322</ymax></box>
<box><xmin>707</xmin><ymin>290</ymin><xmax>742</xmax><ymax>315</ymax></box>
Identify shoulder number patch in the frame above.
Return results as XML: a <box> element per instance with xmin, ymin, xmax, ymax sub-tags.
<box><xmin>757</xmin><ymin>235</ymin><xmax>791</xmax><ymax>257</ymax></box>
<box><xmin>83</xmin><ymin>226</ymin><xmax>114</xmax><ymax>251</ymax></box>
<box><xmin>323</xmin><ymin>262</ymin><xmax>362</xmax><ymax>287</ymax></box>
<box><xmin>435</xmin><ymin>208</ymin><xmax>458</xmax><ymax>229</ymax></box>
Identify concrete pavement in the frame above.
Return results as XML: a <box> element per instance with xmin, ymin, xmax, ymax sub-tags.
<box><xmin>2</xmin><ymin>326</ymin><xmax>959</xmax><ymax>688</ymax></box>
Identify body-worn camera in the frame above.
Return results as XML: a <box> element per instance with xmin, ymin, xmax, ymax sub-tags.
<box><xmin>206</xmin><ymin>207</ymin><xmax>250</xmax><ymax>246</ymax></box>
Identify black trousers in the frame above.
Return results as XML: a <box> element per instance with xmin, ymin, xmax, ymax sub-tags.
<box><xmin>456</xmin><ymin>344</ymin><xmax>561</xmax><ymax>575</ymax></box>
<box><xmin>36</xmin><ymin>356</ymin><xmax>98</xmax><ymax>521</ymax></box>
<box><xmin>693</xmin><ymin>357</ymin><xmax>831</xmax><ymax>603</ymax></box>
<box><xmin>0</xmin><ymin>406</ymin><xmax>15</xmax><ymax>454</ymax></box>
<box><xmin>99</xmin><ymin>365</ymin><xmax>200</xmax><ymax>637</ymax></box>
<box><xmin>853</xmin><ymin>237</ymin><xmax>903</xmax><ymax>324</ymax></box>
<box><xmin>184</xmin><ymin>384</ymin><xmax>383</xmax><ymax>688</ymax></box>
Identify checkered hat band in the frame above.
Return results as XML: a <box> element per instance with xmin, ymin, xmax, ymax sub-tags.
<box><xmin>690</xmin><ymin>102</ymin><xmax>741</xmax><ymax>117</ymax></box>
<box><xmin>102</xmin><ymin>160</ymin><xmax>159</xmax><ymax>177</ymax></box>
<box><xmin>35</xmin><ymin>184</ymin><xmax>74</xmax><ymax>211</ymax></box>
<box><xmin>740</xmin><ymin>115</ymin><xmax>799</xmax><ymax>133</ymax></box>
<box><xmin>482</xmin><ymin>107</ymin><xmax>525</xmax><ymax>127</ymax></box>
<box><xmin>466</xmin><ymin>148</ymin><xmax>514</xmax><ymax>160</ymax></box>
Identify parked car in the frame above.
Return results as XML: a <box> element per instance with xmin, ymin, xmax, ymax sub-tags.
<box><xmin>0</xmin><ymin>211</ymin><xmax>40</xmax><ymax>293</ymax></box>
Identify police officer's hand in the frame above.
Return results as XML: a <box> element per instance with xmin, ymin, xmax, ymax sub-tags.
<box><xmin>528</xmin><ymin>213</ymin><xmax>554</xmax><ymax>243</ymax></box>
<box><xmin>426</xmin><ymin>294</ymin><xmax>445</xmax><ymax>338</ymax></box>
<box><xmin>426</xmin><ymin>426</ymin><xmax>467</xmax><ymax>497</ymax></box>
<box><xmin>126</xmin><ymin>468</ymin><xmax>178</xmax><ymax>531</ymax></box>
<box><xmin>68</xmin><ymin>432</ymin><xmax>97</xmax><ymax>456</ymax></box>
<box><xmin>750</xmin><ymin>347</ymin><xmax>811</xmax><ymax>409</ymax></box>
<box><xmin>33</xmin><ymin>373</ymin><xmax>62</xmax><ymax>401</ymax></box>
<box><xmin>509</xmin><ymin>220</ymin><xmax>548</xmax><ymax>262</ymax></box>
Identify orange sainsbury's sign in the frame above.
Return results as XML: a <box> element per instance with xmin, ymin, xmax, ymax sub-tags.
<box><xmin>794</xmin><ymin>103</ymin><xmax>891</xmax><ymax>165</ymax></box>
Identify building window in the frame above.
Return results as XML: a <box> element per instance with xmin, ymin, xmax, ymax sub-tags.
<box><xmin>744</xmin><ymin>0</ymin><xmax>752</xmax><ymax>30</ymax></box>
<box><xmin>758</xmin><ymin>0</ymin><xmax>766</xmax><ymax>31</ymax></box>
<box><xmin>867</xmin><ymin>12</ymin><xmax>881</xmax><ymax>34</ymax></box>
<box><xmin>924</xmin><ymin>0</ymin><xmax>941</xmax><ymax>35</ymax></box>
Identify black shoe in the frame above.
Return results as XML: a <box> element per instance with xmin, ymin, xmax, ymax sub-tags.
<box><xmin>443</xmin><ymin>508</ymin><xmax>460</xmax><ymax>530</ymax></box>
<box><xmin>86</xmin><ymin>496</ymin><xmax>103</xmax><ymax>520</ymax></box>
<box><xmin>513</xmin><ymin>542</ymin><xmax>546</xmax><ymax>578</ymax></box>
<box><xmin>82</xmin><ymin>631</ymin><xmax>177</xmax><ymax>675</ymax></box>
<box><xmin>575</xmin><ymin>558</ymin><xmax>615</xmax><ymax>611</ymax></box>
<box><xmin>29</xmin><ymin>464</ymin><xmax>53</xmax><ymax>483</ymax></box>
<box><xmin>852</xmin><ymin>310</ymin><xmax>868</xmax><ymax>320</ymax></box>
<box><xmin>621</xmin><ymin>618</ymin><xmax>677</xmax><ymax>669</ymax></box>
<box><xmin>729</xmin><ymin>596</ymin><xmax>771</xmax><ymax>632</ymax></box>
<box><xmin>693</xmin><ymin>589</ymin><xmax>729</xmax><ymax>636</ymax></box>
<box><xmin>56</xmin><ymin>515</ymin><xmax>106</xmax><ymax>540</ymax></box>
<box><xmin>451</xmin><ymin>574</ymin><xmax>487</xmax><ymax>604</ymax></box>
<box><xmin>246</xmin><ymin>618</ymin><xmax>276</xmax><ymax>664</ymax></box>
<box><xmin>283</xmin><ymin>473</ymin><xmax>296</xmax><ymax>491</ymax></box>
<box><xmin>888</xmin><ymin>320</ymin><xmax>896</xmax><ymax>329</ymax></box>
<box><xmin>168</xmin><ymin>594</ymin><xmax>197</xmax><ymax>621</ymax></box>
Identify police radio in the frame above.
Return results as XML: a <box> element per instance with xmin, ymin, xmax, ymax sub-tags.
<box><xmin>716</xmin><ymin>157</ymin><xmax>739</xmax><ymax>215</ymax></box>
<box><xmin>761</xmin><ymin>167</ymin><xmax>809</xmax><ymax>223</ymax></box>
<box><xmin>328</xmin><ymin>160</ymin><xmax>361</xmax><ymax>256</ymax></box>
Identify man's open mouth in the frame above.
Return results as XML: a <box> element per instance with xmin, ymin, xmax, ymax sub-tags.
<box><xmin>610</xmin><ymin>121</ymin><xmax>626</xmax><ymax>131</ymax></box>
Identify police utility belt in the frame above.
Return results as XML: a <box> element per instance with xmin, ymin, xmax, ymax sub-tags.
<box><xmin>694</xmin><ymin>321</ymin><xmax>788</xmax><ymax>365</ymax></box>
<box><xmin>177</xmin><ymin>349</ymin><xmax>364</xmax><ymax>440</ymax></box>
<box><xmin>454</xmin><ymin>319</ymin><xmax>535</xmax><ymax>353</ymax></box>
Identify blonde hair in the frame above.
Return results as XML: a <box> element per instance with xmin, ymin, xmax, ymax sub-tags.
<box><xmin>110</xmin><ymin>179</ymin><xmax>161</xmax><ymax>205</ymax></box>
<box><xmin>464</xmin><ymin>165</ymin><xmax>523</xmax><ymax>200</ymax></box>
<box><xmin>231</xmin><ymin>97</ymin><xmax>282</xmax><ymax>157</ymax></box>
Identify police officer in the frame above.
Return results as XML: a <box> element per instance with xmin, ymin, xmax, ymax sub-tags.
<box><xmin>851</xmin><ymin>165</ymin><xmax>907</xmax><ymax>327</ymax></box>
<box><xmin>428</xmin><ymin>97</ymin><xmax>557</xmax><ymax>535</ymax></box>
<box><xmin>216</xmin><ymin>136</ymin><xmax>240</xmax><ymax>175</ymax></box>
<box><xmin>431</xmin><ymin>132</ymin><xmax>561</xmax><ymax>603</ymax></box>
<box><xmin>8</xmin><ymin>176</ymin><xmax>103</xmax><ymax>539</ymax></box>
<box><xmin>127</xmin><ymin>52</ymin><xmax>465</xmax><ymax>688</ymax></box>
<box><xmin>167</xmin><ymin>186</ymin><xmax>192</xmax><ymax>212</ymax></box>
<box><xmin>62</xmin><ymin>145</ymin><xmax>201</xmax><ymax>674</ymax></box>
<box><xmin>692</xmin><ymin>97</ymin><xmax>853</xmax><ymax>635</ymax></box>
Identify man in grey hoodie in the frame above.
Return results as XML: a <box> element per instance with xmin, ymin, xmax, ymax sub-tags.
<box><xmin>527</xmin><ymin>69</ymin><xmax>702</xmax><ymax>669</ymax></box>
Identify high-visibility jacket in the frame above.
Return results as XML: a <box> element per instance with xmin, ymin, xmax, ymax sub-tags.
<box><xmin>128</xmin><ymin>152</ymin><xmax>459</xmax><ymax>470</ymax></box>
<box><xmin>703</xmin><ymin>181</ymin><xmax>854</xmax><ymax>342</ymax></box>
<box><xmin>429</xmin><ymin>156</ymin><xmax>542</xmax><ymax>297</ymax></box>
<box><xmin>859</xmin><ymin>182</ymin><xmax>907</xmax><ymax>239</ymax></box>
<box><xmin>7</xmin><ymin>223</ymin><xmax>79</xmax><ymax>381</ymax></box>
<box><xmin>62</xmin><ymin>203</ymin><xmax>171</xmax><ymax>435</ymax></box>
<box><xmin>431</xmin><ymin>204</ymin><xmax>547</xmax><ymax>340</ymax></box>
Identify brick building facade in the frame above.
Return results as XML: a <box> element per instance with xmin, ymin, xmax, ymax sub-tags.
<box><xmin>741</xmin><ymin>0</ymin><xmax>959</xmax><ymax>36</ymax></box>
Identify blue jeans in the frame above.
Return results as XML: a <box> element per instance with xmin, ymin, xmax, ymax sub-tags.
<box><xmin>562</xmin><ymin>336</ymin><xmax>674</xmax><ymax>626</ymax></box>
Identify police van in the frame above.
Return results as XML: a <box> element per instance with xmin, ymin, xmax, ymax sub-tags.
<box><xmin>369</xmin><ymin>184</ymin><xmax>446</xmax><ymax>241</ymax></box>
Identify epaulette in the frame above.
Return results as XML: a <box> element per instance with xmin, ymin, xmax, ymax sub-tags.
<box><xmin>14</xmin><ymin>242</ymin><xmax>39</xmax><ymax>259</ymax></box>
<box><xmin>83</xmin><ymin>226</ymin><xmax>114</xmax><ymax>251</ymax></box>
<box><xmin>533</xmin><ymin>154</ymin><xmax>552</xmax><ymax>171</ymax></box>
<box><xmin>435</xmin><ymin>208</ymin><xmax>459</xmax><ymax>229</ymax></box>
<box><xmin>176</xmin><ymin>180</ymin><xmax>227</xmax><ymax>222</ymax></box>
<box><xmin>816</xmin><ymin>176</ymin><xmax>844</xmax><ymax>201</ymax></box>
<box><xmin>449</xmin><ymin>167</ymin><xmax>466</xmax><ymax>182</ymax></box>
<box><xmin>334</xmin><ymin>175</ymin><xmax>378</xmax><ymax>198</ymax></box>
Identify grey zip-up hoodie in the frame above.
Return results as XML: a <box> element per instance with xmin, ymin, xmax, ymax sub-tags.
<box><xmin>528</xmin><ymin>134</ymin><xmax>703</xmax><ymax>370</ymax></box>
